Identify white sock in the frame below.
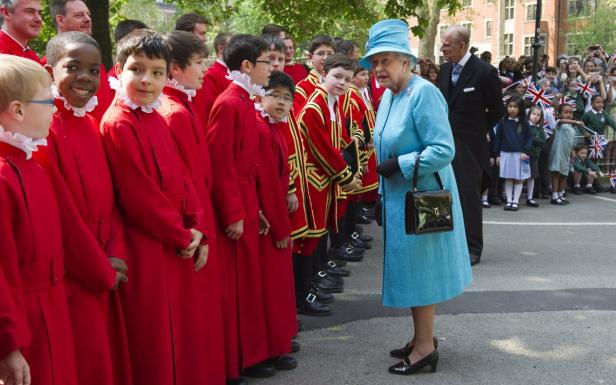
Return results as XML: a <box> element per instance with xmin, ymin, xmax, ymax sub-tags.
<box><xmin>527</xmin><ymin>179</ymin><xmax>535</xmax><ymax>200</ymax></box>
<box><xmin>505</xmin><ymin>181</ymin><xmax>513</xmax><ymax>203</ymax></box>
<box><xmin>513</xmin><ymin>183</ymin><xmax>523</xmax><ymax>204</ymax></box>
<box><xmin>586</xmin><ymin>183</ymin><xmax>593</xmax><ymax>188</ymax></box>
<box><xmin>552</xmin><ymin>192</ymin><xmax>559</xmax><ymax>199</ymax></box>
<box><xmin>481</xmin><ymin>191</ymin><xmax>488</xmax><ymax>201</ymax></box>
<box><xmin>574</xmin><ymin>183</ymin><xmax>581</xmax><ymax>187</ymax></box>
<box><xmin>558</xmin><ymin>191</ymin><xmax>564</xmax><ymax>198</ymax></box>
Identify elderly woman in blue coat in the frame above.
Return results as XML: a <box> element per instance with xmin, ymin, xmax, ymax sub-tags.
<box><xmin>360</xmin><ymin>19</ymin><xmax>472</xmax><ymax>375</ymax></box>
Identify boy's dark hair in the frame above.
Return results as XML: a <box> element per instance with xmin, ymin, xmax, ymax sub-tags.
<box><xmin>308</xmin><ymin>35</ymin><xmax>334</xmax><ymax>54</ymax></box>
<box><xmin>116</xmin><ymin>29</ymin><xmax>172</xmax><ymax>72</ymax></box>
<box><xmin>323</xmin><ymin>53</ymin><xmax>355</xmax><ymax>74</ymax></box>
<box><xmin>335</xmin><ymin>39</ymin><xmax>356</xmax><ymax>58</ymax></box>
<box><xmin>591</xmin><ymin>94</ymin><xmax>603</xmax><ymax>103</ymax></box>
<box><xmin>46</xmin><ymin>31</ymin><xmax>100</xmax><ymax>67</ymax></box>
<box><xmin>266</xmin><ymin>70</ymin><xmax>295</xmax><ymax>95</ymax></box>
<box><xmin>164</xmin><ymin>30</ymin><xmax>208</xmax><ymax>70</ymax></box>
<box><xmin>480</xmin><ymin>51</ymin><xmax>492</xmax><ymax>62</ymax></box>
<box><xmin>261</xmin><ymin>23</ymin><xmax>285</xmax><ymax>37</ymax></box>
<box><xmin>262</xmin><ymin>34</ymin><xmax>284</xmax><ymax>53</ymax></box>
<box><xmin>174</xmin><ymin>13</ymin><xmax>207</xmax><ymax>33</ymax></box>
<box><xmin>574</xmin><ymin>144</ymin><xmax>588</xmax><ymax>153</ymax></box>
<box><xmin>223</xmin><ymin>34</ymin><xmax>268</xmax><ymax>71</ymax></box>
<box><xmin>114</xmin><ymin>19</ymin><xmax>148</xmax><ymax>43</ymax></box>
<box><xmin>213</xmin><ymin>32</ymin><xmax>232</xmax><ymax>54</ymax></box>
<box><xmin>557</xmin><ymin>102</ymin><xmax>572</xmax><ymax>114</ymax></box>
<box><xmin>545</xmin><ymin>66</ymin><xmax>557</xmax><ymax>73</ymax></box>
<box><xmin>354</xmin><ymin>63</ymin><xmax>368</xmax><ymax>76</ymax></box>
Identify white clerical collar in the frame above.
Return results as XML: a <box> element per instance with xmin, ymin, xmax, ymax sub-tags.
<box><xmin>1</xmin><ymin>29</ymin><xmax>30</xmax><ymax>52</ymax></box>
<box><xmin>508</xmin><ymin>117</ymin><xmax>519</xmax><ymax>122</ymax></box>
<box><xmin>51</xmin><ymin>85</ymin><xmax>98</xmax><ymax>117</ymax></box>
<box><xmin>108</xmin><ymin>76</ymin><xmax>161</xmax><ymax>113</ymax></box>
<box><xmin>216</xmin><ymin>59</ymin><xmax>228</xmax><ymax>69</ymax></box>
<box><xmin>254</xmin><ymin>103</ymin><xmax>288</xmax><ymax>124</ymax></box>
<box><xmin>166</xmin><ymin>78</ymin><xmax>196</xmax><ymax>101</ymax></box>
<box><xmin>456</xmin><ymin>51</ymin><xmax>472</xmax><ymax>68</ymax></box>
<box><xmin>327</xmin><ymin>93</ymin><xmax>337</xmax><ymax>121</ymax></box>
<box><xmin>226</xmin><ymin>70</ymin><xmax>265</xmax><ymax>97</ymax></box>
<box><xmin>0</xmin><ymin>124</ymin><xmax>47</xmax><ymax>160</ymax></box>
<box><xmin>591</xmin><ymin>108</ymin><xmax>602</xmax><ymax>114</ymax></box>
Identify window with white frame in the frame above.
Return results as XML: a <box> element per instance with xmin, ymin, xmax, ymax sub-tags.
<box><xmin>439</xmin><ymin>25</ymin><xmax>449</xmax><ymax>37</ymax></box>
<box><xmin>463</xmin><ymin>0</ymin><xmax>472</xmax><ymax>6</ymax></box>
<box><xmin>503</xmin><ymin>33</ymin><xmax>514</xmax><ymax>56</ymax></box>
<box><xmin>505</xmin><ymin>0</ymin><xmax>515</xmax><ymax>20</ymax></box>
<box><xmin>526</xmin><ymin>3</ymin><xmax>542</xmax><ymax>21</ymax></box>
<box><xmin>568</xmin><ymin>0</ymin><xmax>595</xmax><ymax>16</ymax></box>
<box><xmin>523</xmin><ymin>34</ymin><xmax>547</xmax><ymax>56</ymax></box>
<box><xmin>462</xmin><ymin>23</ymin><xmax>472</xmax><ymax>33</ymax></box>
<box><xmin>485</xmin><ymin>20</ymin><xmax>493</xmax><ymax>38</ymax></box>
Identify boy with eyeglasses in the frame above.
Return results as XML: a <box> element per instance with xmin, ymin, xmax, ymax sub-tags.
<box><xmin>292</xmin><ymin>35</ymin><xmax>335</xmax><ymax>112</ymax></box>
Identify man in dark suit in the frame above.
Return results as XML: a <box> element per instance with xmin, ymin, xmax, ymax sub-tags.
<box><xmin>436</xmin><ymin>25</ymin><xmax>504</xmax><ymax>266</ymax></box>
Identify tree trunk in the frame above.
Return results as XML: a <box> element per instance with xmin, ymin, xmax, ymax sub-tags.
<box><xmin>87</xmin><ymin>0</ymin><xmax>113</xmax><ymax>69</ymax></box>
<box><xmin>418</xmin><ymin>0</ymin><xmax>441</xmax><ymax>62</ymax></box>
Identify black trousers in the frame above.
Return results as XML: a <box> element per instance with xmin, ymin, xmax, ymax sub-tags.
<box><xmin>293</xmin><ymin>235</ymin><xmax>328</xmax><ymax>302</ymax></box>
<box><xmin>452</xmin><ymin>137</ymin><xmax>484</xmax><ymax>258</ymax></box>
<box><xmin>538</xmin><ymin>139</ymin><xmax>553</xmax><ymax>196</ymax></box>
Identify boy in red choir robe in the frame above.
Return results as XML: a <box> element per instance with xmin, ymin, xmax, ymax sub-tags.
<box><xmin>106</xmin><ymin>19</ymin><xmax>149</xmax><ymax>97</ymax></box>
<box><xmin>292</xmin><ymin>35</ymin><xmax>335</xmax><ymax>113</ymax></box>
<box><xmin>254</xmin><ymin>71</ymin><xmax>297</xmax><ymax>371</ymax></box>
<box><xmin>192</xmin><ymin>32</ymin><xmax>232</xmax><ymax>132</ymax></box>
<box><xmin>100</xmin><ymin>30</ymin><xmax>210</xmax><ymax>385</ymax></box>
<box><xmin>369</xmin><ymin>72</ymin><xmax>385</xmax><ymax>111</ymax></box>
<box><xmin>206</xmin><ymin>34</ymin><xmax>272</xmax><ymax>384</ymax></box>
<box><xmin>0</xmin><ymin>0</ymin><xmax>42</xmax><ymax>64</ymax></box>
<box><xmin>44</xmin><ymin>32</ymin><xmax>132</xmax><ymax>385</ymax></box>
<box><xmin>296</xmin><ymin>54</ymin><xmax>362</xmax><ymax>315</ymax></box>
<box><xmin>283</xmin><ymin>34</ymin><xmax>308</xmax><ymax>84</ymax></box>
<box><xmin>0</xmin><ymin>54</ymin><xmax>119</xmax><ymax>385</ymax></box>
<box><xmin>159</xmin><ymin>30</ymin><xmax>226</xmax><ymax>385</ymax></box>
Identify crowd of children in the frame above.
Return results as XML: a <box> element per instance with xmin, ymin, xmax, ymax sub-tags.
<box><xmin>0</xmin><ymin>2</ymin><xmax>381</xmax><ymax>385</ymax></box>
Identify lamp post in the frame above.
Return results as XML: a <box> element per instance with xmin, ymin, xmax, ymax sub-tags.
<box><xmin>531</xmin><ymin>0</ymin><xmax>544</xmax><ymax>82</ymax></box>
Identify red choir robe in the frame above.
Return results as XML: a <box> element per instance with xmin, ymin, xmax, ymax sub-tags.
<box><xmin>255</xmin><ymin>111</ymin><xmax>297</xmax><ymax>358</ymax></box>
<box><xmin>343</xmin><ymin>85</ymin><xmax>379</xmax><ymax>200</ymax></box>
<box><xmin>206</xmin><ymin>82</ymin><xmax>269</xmax><ymax>377</ymax></box>
<box><xmin>297</xmin><ymin>85</ymin><xmax>354</xmax><ymax>238</ymax></box>
<box><xmin>369</xmin><ymin>73</ymin><xmax>386</xmax><ymax>112</ymax></box>
<box><xmin>0</xmin><ymin>141</ymin><xmax>117</xmax><ymax>385</ymax></box>
<box><xmin>100</xmin><ymin>97</ymin><xmax>210</xmax><ymax>385</ymax></box>
<box><xmin>0</xmin><ymin>30</ymin><xmax>40</xmax><ymax>63</ymax></box>
<box><xmin>292</xmin><ymin>70</ymin><xmax>320</xmax><ymax>114</ymax></box>
<box><xmin>159</xmin><ymin>86</ymin><xmax>226</xmax><ymax>385</ymax></box>
<box><xmin>193</xmin><ymin>60</ymin><xmax>231</xmax><ymax>133</ymax></box>
<box><xmin>46</xmin><ymin>100</ymin><xmax>132</xmax><ymax>385</ymax></box>
<box><xmin>284</xmin><ymin>62</ymin><xmax>308</xmax><ymax>85</ymax></box>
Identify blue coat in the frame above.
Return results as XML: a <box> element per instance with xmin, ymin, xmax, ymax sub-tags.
<box><xmin>374</xmin><ymin>75</ymin><xmax>472</xmax><ymax>308</ymax></box>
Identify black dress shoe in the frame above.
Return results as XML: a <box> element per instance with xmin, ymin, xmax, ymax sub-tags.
<box><xmin>226</xmin><ymin>377</ymin><xmax>247</xmax><ymax>385</ymax></box>
<box><xmin>526</xmin><ymin>199</ymin><xmax>539</xmax><ymax>207</ymax></box>
<box><xmin>313</xmin><ymin>288</ymin><xmax>334</xmax><ymax>304</ymax></box>
<box><xmin>388</xmin><ymin>350</ymin><xmax>439</xmax><ymax>375</ymax></box>
<box><xmin>266</xmin><ymin>355</ymin><xmax>298</xmax><ymax>370</ymax></box>
<box><xmin>313</xmin><ymin>273</ymin><xmax>343</xmax><ymax>293</ymax></box>
<box><xmin>356</xmin><ymin>214</ymin><xmax>372</xmax><ymax>224</ymax></box>
<box><xmin>291</xmin><ymin>340</ymin><xmax>301</xmax><ymax>353</ymax></box>
<box><xmin>470</xmin><ymin>254</ymin><xmax>481</xmax><ymax>266</ymax></box>
<box><xmin>390</xmin><ymin>337</ymin><xmax>439</xmax><ymax>359</ymax></box>
<box><xmin>326</xmin><ymin>266</ymin><xmax>350</xmax><ymax>277</ymax></box>
<box><xmin>242</xmin><ymin>362</ymin><xmax>275</xmax><ymax>378</ymax></box>
<box><xmin>353</xmin><ymin>231</ymin><xmax>373</xmax><ymax>243</ymax></box>
<box><xmin>329</xmin><ymin>246</ymin><xmax>363</xmax><ymax>262</ymax></box>
<box><xmin>350</xmin><ymin>238</ymin><xmax>367</xmax><ymax>250</ymax></box>
<box><xmin>297</xmin><ymin>296</ymin><xmax>331</xmax><ymax>316</ymax></box>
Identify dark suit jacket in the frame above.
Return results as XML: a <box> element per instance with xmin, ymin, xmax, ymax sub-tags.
<box><xmin>436</xmin><ymin>55</ymin><xmax>504</xmax><ymax>173</ymax></box>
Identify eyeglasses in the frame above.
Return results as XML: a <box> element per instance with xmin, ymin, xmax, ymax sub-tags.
<box><xmin>255</xmin><ymin>60</ymin><xmax>271</xmax><ymax>65</ymax></box>
<box><xmin>27</xmin><ymin>98</ymin><xmax>55</xmax><ymax>106</ymax></box>
<box><xmin>264</xmin><ymin>93</ymin><xmax>292</xmax><ymax>103</ymax></box>
<box><xmin>313</xmin><ymin>50</ymin><xmax>335</xmax><ymax>57</ymax></box>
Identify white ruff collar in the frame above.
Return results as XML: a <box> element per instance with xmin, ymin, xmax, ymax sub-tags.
<box><xmin>254</xmin><ymin>103</ymin><xmax>288</xmax><ymax>124</ymax></box>
<box><xmin>226</xmin><ymin>70</ymin><xmax>265</xmax><ymax>97</ymax></box>
<box><xmin>109</xmin><ymin>76</ymin><xmax>161</xmax><ymax>113</ymax></box>
<box><xmin>0</xmin><ymin>124</ymin><xmax>47</xmax><ymax>160</ymax></box>
<box><xmin>51</xmin><ymin>85</ymin><xmax>98</xmax><ymax>117</ymax></box>
<box><xmin>166</xmin><ymin>78</ymin><xmax>196</xmax><ymax>101</ymax></box>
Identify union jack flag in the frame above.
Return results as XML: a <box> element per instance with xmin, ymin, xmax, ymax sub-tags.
<box><xmin>609</xmin><ymin>171</ymin><xmax>616</xmax><ymax>189</ymax></box>
<box><xmin>525</xmin><ymin>82</ymin><xmax>554</xmax><ymax>110</ymax></box>
<box><xmin>559</xmin><ymin>95</ymin><xmax>577</xmax><ymax>111</ymax></box>
<box><xmin>589</xmin><ymin>134</ymin><xmax>608</xmax><ymax>159</ymax></box>
<box><xmin>543</xmin><ymin>119</ymin><xmax>553</xmax><ymax>138</ymax></box>
<box><xmin>576</xmin><ymin>80</ymin><xmax>597</xmax><ymax>99</ymax></box>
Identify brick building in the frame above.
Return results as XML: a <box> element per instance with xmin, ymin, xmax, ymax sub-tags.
<box><xmin>409</xmin><ymin>0</ymin><xmax>597</xmax><ymax>65</ymax></box>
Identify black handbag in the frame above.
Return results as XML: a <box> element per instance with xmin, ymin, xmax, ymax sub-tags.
<box><xmin>405</xmin><ymin>156</ymin><xmax>454</xmax><ymax>235</ymax></box>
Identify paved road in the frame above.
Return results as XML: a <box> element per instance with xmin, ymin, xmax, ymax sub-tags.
<box><xmin>252</xmin><ymin>193</ymin><xmax>616</xmax><ymax>385</ymax></box>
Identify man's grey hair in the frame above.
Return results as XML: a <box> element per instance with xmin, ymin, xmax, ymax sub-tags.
<box><xmin>0</xmin><ymin>0</ymin><xmax>19</xmax><ymax>25</ymax></box>
<box><xmin>445</xmin><ymin>25</ymin><xmax>470</xmax><ymax>48</ymax></box>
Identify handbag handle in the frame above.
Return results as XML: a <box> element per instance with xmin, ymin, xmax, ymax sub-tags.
<box><xmin>412</xmin><ymin>155</ymin><xmax>445</xmax><ymax>192</ymax></box>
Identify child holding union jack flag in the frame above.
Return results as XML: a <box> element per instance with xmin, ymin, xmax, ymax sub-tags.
<box><xmin>582</xmin><ymin>95</ymin><xmax>616</xmax><ymax>136</ymax></box>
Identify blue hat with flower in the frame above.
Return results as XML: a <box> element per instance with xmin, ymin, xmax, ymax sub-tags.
<box><xmin>359</xmin><ymin>19</ymin><xmax>416</xmax><ymax>69</ymax></box>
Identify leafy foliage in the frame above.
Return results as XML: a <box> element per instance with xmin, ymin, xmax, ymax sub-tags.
<box><xmin>567</xmin><ymin>3</ymin><xmax>616</xmax><ymax>55</ymax></box>
<box><xmin>29</xmin><ymin>0</ymin><xmax>54</xmax><ymax>56</ymax></box>
<box><xmin>384</xmin><ymin>0</ymin><xmax>462</xmax><ymax>38</ymax></box>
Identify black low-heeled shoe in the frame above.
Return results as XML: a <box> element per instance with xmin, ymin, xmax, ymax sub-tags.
<box><xmin>388</xmin><ymin>350</ymin><xmax>439</xmax><ymax>375</ymax></box>
<box><xmin>389</xmin><ymin>337</ymin><xmax>438</xmax><ymax>359</ymax></box>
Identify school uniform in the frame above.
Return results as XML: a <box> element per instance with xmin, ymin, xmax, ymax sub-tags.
<box><xmin>293</xmin><ymin>69</ymin><xmax>320</xmax><ymax>113</ymax></box>
<box><xmin>573</xmin><ymin>156</ymin><xmax>600</xmax><ymax>174</ymax></box>
<box><xmin>193</xmin><ymin>59</ymin><xmax>232</xmax><ymax>133</ymax></box>
<box><xmin>528</xmin><ymin>123</ymin><xmax>547</xmax><ymax>179</ymax></box>
<box><xmin>46</xmin><ymin>99</ymin><xmax>132</xmax><ymax>385</ymax></box>
<box><xmin>206</xmin><ymin>81</ymin><xmax>269</xmax><ymax>377</ymax></box>
<box><xmin>0</xmin><ymin>140</ymin><xmax>117</xmax><ymax>385</ymax></box>
<box><xmin>158</xmin><ymin>85</ymin><xmax>227</xmax><ymax>385</ymax></box>
<box><xmin>284</xmin><ymin>62</ymin><xmax>309</xmax><ymax>85</ymax></box>
<box><xmin>582</xmin><ymin>108</ymin><xmax>616</xmax><ymax>135</ymax></box>
<box><xmin>255</xmin><ymin>110</ymin><xmax>297</xmax><ymax>358</ymax></box>
<box><xmin>100</xmin><ymin>96</ymin><xmax>210</xmax><ymax>385</ymax></box>
<box><xmin>0</xmin><ymin>30</ymin><xmax>40</xmax><ymax>63</ymax></box>
<box><xmin>494</xmin><ymin>118</ymin><xmax>533</xmax><ymax>180</ymax></box>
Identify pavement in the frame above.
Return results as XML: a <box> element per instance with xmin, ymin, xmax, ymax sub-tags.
<box><xmin>251</xmin><ymin>193</ymin><xmax>616</xmax><ymax>385</ymax></box>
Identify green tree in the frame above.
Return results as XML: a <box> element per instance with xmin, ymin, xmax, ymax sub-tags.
<box><xmin>567</xmin><ymin>3</ymin><xmax>616</xmax><ymax>55</ymax></box>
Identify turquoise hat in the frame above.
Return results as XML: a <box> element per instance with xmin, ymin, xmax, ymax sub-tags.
<box><xmin>359</xmin><ymin>19</ymin><xmax>416</xmax><ymax>69</ymax></box>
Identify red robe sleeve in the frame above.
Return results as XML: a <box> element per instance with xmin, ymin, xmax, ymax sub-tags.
<box><xmin>255</xmin><ymin>119</ymin><xmax>291</xmax><ymax>242</ymax></box>
<box><xmin>206</xmin><ymin>98</ymin><xmax>245</xmax><ymax>227</ymax></box>
<box><xmin>100</xmin><ymin>119</ymin><xmax>193</xmax><ymax>250</ymax></box>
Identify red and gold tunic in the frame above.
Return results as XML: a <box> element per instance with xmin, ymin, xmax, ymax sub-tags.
<box><xmin>292</xmin><ymin>69</ymin><xmax>320</xmax><ymax>114</ymax></box>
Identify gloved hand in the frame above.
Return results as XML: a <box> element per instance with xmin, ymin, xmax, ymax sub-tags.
<box><xmin>376</xmin><ymin>157</ymin><xmax>400</xmax><ymax>178</ymax></box>
<box><xmin>375</xmin><ymin>195</ymin><xmax>383</xmax><ymax>227</ymax></box>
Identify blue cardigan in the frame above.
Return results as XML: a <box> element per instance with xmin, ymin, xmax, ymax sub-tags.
<box><xmin>494</xmin><ymin>118</ymin><xmax>533</xmax><ymax>155</ymax></box>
